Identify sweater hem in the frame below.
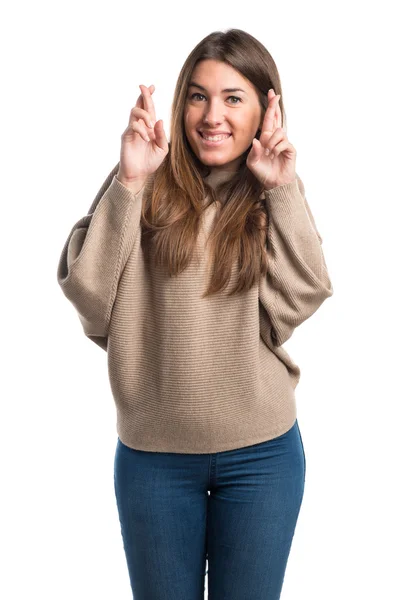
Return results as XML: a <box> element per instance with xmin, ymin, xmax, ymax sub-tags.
<box><xmin>115</xmin><ymin>414</ymin><xmax>298</xmax><ymax>455</ymax></box>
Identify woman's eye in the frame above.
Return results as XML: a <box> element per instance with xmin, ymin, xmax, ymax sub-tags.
<box><xmin>190</xmin><ymin>93</ymin><xmax>242</xmax><ymax>104</ymax></box>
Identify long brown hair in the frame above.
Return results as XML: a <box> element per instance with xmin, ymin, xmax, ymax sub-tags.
<box><xmin>140</xmin><ymin>28</ymin><xmax>288</xmax><ymax>298</ymax></box>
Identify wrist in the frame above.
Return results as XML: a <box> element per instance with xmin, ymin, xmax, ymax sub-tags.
<box><xmin>264</xmin><ymin>178</ymin><xmax>296</xmax><ymax>191</ymax></box>
<box><xmin>116</xmin><ymin>173</ymin><xmax>147</xmax><ymax>194</ymax></box>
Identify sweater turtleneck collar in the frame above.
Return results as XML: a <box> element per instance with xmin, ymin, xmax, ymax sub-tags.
<box><xmin>203</xmin><ymin>168</ymin><xmax>237</xmax><ymax>189</ymax></box>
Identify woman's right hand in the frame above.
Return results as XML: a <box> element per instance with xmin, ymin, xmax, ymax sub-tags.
<box><xmin>117</xmin><ymin>84</ymin><xmax>169</xmax><ymax>187</ymax></box>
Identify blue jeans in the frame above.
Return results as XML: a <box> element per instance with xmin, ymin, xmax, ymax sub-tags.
<box><xmin>114</xmin><ymin>418</ymin><xmax>306</xmax><ymax>600</ymax></box>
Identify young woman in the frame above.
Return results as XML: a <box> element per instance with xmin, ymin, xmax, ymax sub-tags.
<box><xmin>57</xmin><ymin>28</ymin><xmax>333</xmax><ymax>600</ymax></box>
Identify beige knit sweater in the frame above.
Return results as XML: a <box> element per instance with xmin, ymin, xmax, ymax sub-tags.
<box><xmin>57</xmin><ymin>162</ymin><xmax>333</xmax><ymax>453</ymax></box>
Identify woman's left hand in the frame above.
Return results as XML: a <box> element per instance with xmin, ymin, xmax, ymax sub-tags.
<box><xmin>246</xmin><ymin>89</ymin><xmax>297</xmax><ymax>191</ymax></box>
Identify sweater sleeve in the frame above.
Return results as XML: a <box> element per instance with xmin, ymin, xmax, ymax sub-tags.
<box><xmin>56</xmin><ymin>162</ymin><xmax>146</xmax><ymax>351</ymax></box>
<box><xmin>259</xmin><ymin>173</ymin><xmax>334</xmax><ymax>347</ymax></box>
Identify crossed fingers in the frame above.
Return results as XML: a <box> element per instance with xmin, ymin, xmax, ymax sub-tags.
<box><xmin>260</xmin><ymin>90</ymin><xmax>285</xmax><ymax>158</ymax></box>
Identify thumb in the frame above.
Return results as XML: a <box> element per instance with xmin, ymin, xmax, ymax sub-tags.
<box><xmin>154</xmin><ymin>119</ymin><xmax>169</xmax><ymax>153</ymax></box>
<box><xmin>248</xmin><ymin>137</ymin><xmax>263</xmax><ymax>163</ymax></box>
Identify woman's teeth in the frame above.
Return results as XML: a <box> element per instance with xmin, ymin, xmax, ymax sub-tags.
<box><xmin>201</xmin><ymin>133</ymin><xmax>231</xmax><ymax>141</ymax></box>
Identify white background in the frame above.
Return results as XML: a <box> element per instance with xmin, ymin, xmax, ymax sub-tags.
<box><xmin>2</xmin><ymin>0</ymin><xmax>399</xmax><ymax>598</ymax></box>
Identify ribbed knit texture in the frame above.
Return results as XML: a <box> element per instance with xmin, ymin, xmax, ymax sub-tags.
<box><xmin>57</xmin><ymin>163</ymin><xmax>333</xmax><ymax>453</ymax></box>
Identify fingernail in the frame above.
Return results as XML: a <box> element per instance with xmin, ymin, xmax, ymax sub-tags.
<box><xmin>149</xmin><ymin>121</ymin><xmax>154</xmax><ymax>128</ymax></box>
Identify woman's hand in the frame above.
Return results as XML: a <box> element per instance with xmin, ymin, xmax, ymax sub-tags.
<box><xmin>246</xmin><ymin>89</ymin><xmax>297</xmax><ymax>191</ymax></box>
<box><xmin>117</xmin><ymin>84</ymin><xmax>169</xmax><ymax>186</ymax></box>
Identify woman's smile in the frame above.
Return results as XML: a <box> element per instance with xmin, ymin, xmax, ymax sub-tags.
<box><xmin>198</xmin><ymin>131</ymin><xmax>232</xmax><ymax>146</ymax></box>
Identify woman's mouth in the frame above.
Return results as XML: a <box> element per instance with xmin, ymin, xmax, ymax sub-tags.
<box><xmin>197</xmin><ymin>131</ymin><xmax>232</xmax><ymax>147</ymax></box>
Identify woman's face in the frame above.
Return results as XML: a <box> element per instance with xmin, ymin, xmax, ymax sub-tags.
<box><xmin>184</xmin><ymin>59</ymin><xmax>264</xmax><ymax>172</ymax></box>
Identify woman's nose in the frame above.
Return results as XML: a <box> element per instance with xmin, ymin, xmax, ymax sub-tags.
<box><xmin>203</xmin><ymin>100</ymin><xmax>225</xmax><ymax>125</ymax></box>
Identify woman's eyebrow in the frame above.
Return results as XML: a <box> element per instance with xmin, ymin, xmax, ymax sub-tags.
<box><xmin>188</xmin><ymin>82</ymin><xmax>247</xmax><ymax>94</ymax></box>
